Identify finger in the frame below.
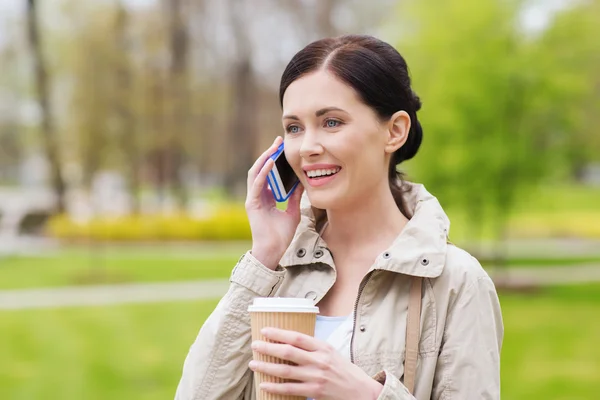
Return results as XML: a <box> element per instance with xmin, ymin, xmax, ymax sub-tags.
<box><xmin>247</xmin><ymin>137</ymin><xmax>282</xmax><ymax>187</ymax></box>
<box><xmin>248</xmin><ymin>360</ymin><xmax>315</xmax><ymax>382</ymax></box>
<box><xmin>249</xmin><ymin>158</ymin><xmax>274</xmax><ymax>201</ymax></box>
<box><xmin>251</xmin><ymin>340</ymin><xmax>312</xmax><ymax>365</ymax></box>
<box><xmin>259</xmin><ymin>381</ymin><xmax>316</xmax><ymax>397</ymax></box>
<box><xmin>285</xmin><ymin>183</ymin><xmax>304</xmax><ymax>214</ymax></box>
<box><xmin>261</xmin><ymin>327</ymin><xmax>322</xmax><ymax>352</ymax></box>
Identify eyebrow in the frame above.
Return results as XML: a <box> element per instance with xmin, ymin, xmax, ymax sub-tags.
<box><xmin>282</xmin><ymin>107</ymin><xmax>347</xmax><ymax>121</ymax></box>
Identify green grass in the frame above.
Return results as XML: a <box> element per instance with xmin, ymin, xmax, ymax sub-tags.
<box><xmin>1</xmin><ymin>285</ymin><xmax>599</xmax><ymax>399</ymax></box>
<box><xmin>500</xmin><ymin>284</ymin><xmax>600</xmax><ymax>399</ymax></box>
<box><xmin>0</xmin><ymin>254</ymin><xmax>238</xmax><ymax>289</ymax></box>
<box><xmin>0</xmin><ymin>244</ymin><xmax>249</xmax><ymax>290</ymax></box>
<box><xmin>0</xmin><ymin>299</ymin><xmax>219</xmax><ymax>400</ymax></box>
<box><xmin>1</xmin><ymin>243</ymin><xmax>599</xmax><ymax>290</ymax></box>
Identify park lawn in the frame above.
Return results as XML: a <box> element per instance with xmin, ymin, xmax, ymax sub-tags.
<box><xmin>1</xmin><ymin>285</ymin><xmax>600</xmax><ymax>399</ymax></box>
<box><xmin>0</xmin><ymin>299</ymin><xmax>219</xmax><ymax>400</ymax></box>
<box><xmin>500</xmin><ymin>284</ymin><xmax>600</xmax><ymax>399</ymax></box>
<box><xmin>1</xmin><ymin>246</ymin><xmax>600</xmax><ymax>290</ymax></box>
<box><xmin>0</xmin><ymin>248</ymin><xmax>244</xmax><ymax>290</ymax></box>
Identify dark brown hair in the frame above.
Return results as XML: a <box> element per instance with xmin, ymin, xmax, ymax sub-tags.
<box><xmin>279</xmin><ymin>34</ymin><xmax>422</xmax><ymax>218</ymax></box>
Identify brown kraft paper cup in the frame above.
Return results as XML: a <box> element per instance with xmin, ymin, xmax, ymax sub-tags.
<box><xmin>249</xmin><ymin>297</ymin><xmax>319</xmax><ymax>400</ymax></box>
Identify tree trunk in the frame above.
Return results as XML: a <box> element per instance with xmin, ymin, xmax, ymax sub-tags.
<box><xmin>114</xmin><ymin>2</ymin><xmax>141</xmax><ymax>214</ymax></box>
<box><xmin>166</xmin><ymin>0</ymin><xmax>189</xmax><ymax>210</ymax></box>
<box><xmin>151</xmin><ymin>76</ymin><xmax>168</xmax><ymax>208</ymax></box>
<box><xmin>26</xmin><ymin>0</ymin><xmax>67</xmax><ymax>213</ymax></box>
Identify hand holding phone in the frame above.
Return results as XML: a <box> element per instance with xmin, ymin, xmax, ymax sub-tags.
<box><xmin>245</xmin><ymin>137</ymin><xmax>304</xmax><ymax>270</ymax></box>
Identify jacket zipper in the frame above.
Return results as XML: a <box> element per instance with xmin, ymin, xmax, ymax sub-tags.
<box><xmin>350</xmin><ymin>270</ymin><xmax>375</xmax><ymax>364</ymax></box>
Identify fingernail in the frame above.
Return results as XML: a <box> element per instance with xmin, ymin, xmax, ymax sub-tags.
<box><xmin>248</xmin><ymin>360</ymin><xmax>257</xmax><ymax>369</ymax></box>
<box><xmin>251</xmin><ymin>341</ymin><xmax>259</xmax><ymax>349</ymax></box>
<box><xmin>260</xmin><ymin>328</ymin><xmax>270</xmax><ymax>335</ymax></box>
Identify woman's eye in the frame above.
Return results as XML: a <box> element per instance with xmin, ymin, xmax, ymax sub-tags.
<box><xmin>325</xmin><ymin>119</ymin><xmax>341</xmax><ymax>128</ymax></box>
<box><xmin>286</xmin><ymin>125</ymin><xmax>301</xmax><ymax>134</ymax></box>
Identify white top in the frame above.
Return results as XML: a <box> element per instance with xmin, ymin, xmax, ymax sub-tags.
<box><xmin>316</xmin><ymin>314</ymin><xmax>353</xmax><ymax>357</ymax></box>
<box><xmin>314</xmin><ymin>315</ymin><xmax>348</xmax><ymax>342</ymax></box>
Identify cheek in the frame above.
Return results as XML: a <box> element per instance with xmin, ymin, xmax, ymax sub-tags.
<box><xmin>283</xmin><ymin>141</ymin><xmax>302</xmax><ymax>171</ymax></box>
<box><xmin>347</xmin><ymin>135</ymin><xmax>387</xmax><ymax>180</ymax></box>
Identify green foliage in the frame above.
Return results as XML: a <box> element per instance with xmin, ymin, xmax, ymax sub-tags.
<box><xmin>46</xmin><ymin>204</ymin><xmax>251</xmax><ymax>242</ymax></box>
<box><xmin>534</xmin><ymin>0</ymin><xmax>600</xmax><ymax>175</ymax></box>
<box><xmin>390</xmin><ymin>0</ymin><xmax>600</xmax><ymax>242</ymax></box>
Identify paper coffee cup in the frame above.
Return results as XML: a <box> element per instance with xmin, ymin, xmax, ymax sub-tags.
<box><xmin>249</xmin><ymin>297</ymin><xmax>319</xmax><ymax>400</ymax></box>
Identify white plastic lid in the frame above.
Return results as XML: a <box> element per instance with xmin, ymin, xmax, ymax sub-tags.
<box><xmin>248</xmin><ymin>297</ymin><xmax>319</xmax><ymax>313</ymax></box>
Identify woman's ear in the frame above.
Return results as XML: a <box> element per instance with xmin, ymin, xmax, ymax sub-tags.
<box><xmin>385</xmin><ymin>111</ymin><xmax>411</xmax><ymax>153</ymax></box>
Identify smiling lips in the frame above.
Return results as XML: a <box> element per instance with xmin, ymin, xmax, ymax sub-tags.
<box><xmin>302</xmin><ymin>165</ymin><xmax>341</xmax><ymax>187</ymax></box>
<box><xmin>306</xmin><ymin>167</ymin><xmax>341</xmax><ymax>178</ymax></box>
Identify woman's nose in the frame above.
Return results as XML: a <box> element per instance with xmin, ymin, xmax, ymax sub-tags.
<box><xmin>299</xmin><ymin>130</ymin><xmax>324</xmax><ymax>159</ymax></box>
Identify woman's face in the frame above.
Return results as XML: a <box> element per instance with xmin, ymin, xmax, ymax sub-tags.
<box><xmin>282</xmin><ymin>70</ymin><xmax>407</xmax><ymax>210</ymax></box>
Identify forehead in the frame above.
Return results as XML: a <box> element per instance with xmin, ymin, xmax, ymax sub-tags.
<box><xmin>282</xmin><ymin>70</ymin><xmax>362</xmax><ymax>115</ymax></box>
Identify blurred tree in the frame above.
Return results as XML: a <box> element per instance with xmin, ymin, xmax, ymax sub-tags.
<box><xmin>66</xmin><ymin>6</ymin><xmax>113</xmax><ymax>188</ymax></box>
<box><xmin>395</xmin><ymin>0</ymin><xmax>560</xmax><ymax>257</ymax></box>
<box><xmin>165</xmin><ymin>0</ymin><xmax>190</xmax><ymax>209</ymax></box>
<box><xmin>535</xmin><ymin>0</ymin><xmax>600</xmax><ymax>180</ymax></box>
<box><xmin>114</xmin><ymin>2</ymin><xmax>141</xmax><ymax>213</ymax></box>
<box><xmin>26</xmin><ymin>0</ymin><xmax>67</xmax><ymax>212</ymax></box>
<box><xmin>136</xmin><ymin>8</ymin><xmax>170</xmax><ymax>208</ymax></box>
<box><xmin>224</xmin><ymin>0</ymin><xmax>260</xmax><ymax>197</ymax></box>
<box><xmin>0</xmin><ymin>41</ymin><xmax>22</xmax><ymax>184</ymax></box>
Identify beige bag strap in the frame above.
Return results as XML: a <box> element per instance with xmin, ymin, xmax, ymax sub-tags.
<box><xmin>404</xmin><ymin>276</ymin><xmax>423</xmax><ymax>394</ymax></box>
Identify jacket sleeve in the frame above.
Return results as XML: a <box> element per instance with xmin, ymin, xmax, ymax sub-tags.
<box><xmin>174</xmin><ymin>251</ymin><xmax>286</xmax><ymax>400</ymax></box>
<box><xmin>371</xmin><ymin>273</ymin><xmax>503</xmax><ymax>400</ymax></box>
<box><xmin>432</xmin><ymin>274</ymin><xmax>504</xmax><ymax>399</ymax></box>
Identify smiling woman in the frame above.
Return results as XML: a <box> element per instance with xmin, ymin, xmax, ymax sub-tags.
<box><xmin>175</xmin><ymin>35</ymin><xmax>503</xmax><ymax>400</ymax></box>
<box><xmin>279</xmin><ymin>38</ymin><xmax>422</xmax><ymax>218</ymax></box>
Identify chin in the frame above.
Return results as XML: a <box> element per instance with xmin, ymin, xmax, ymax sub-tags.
<box><xmin>305</xmin><ymin>187</ymin><xmax>342</xmax><ymax>210</ymax></box>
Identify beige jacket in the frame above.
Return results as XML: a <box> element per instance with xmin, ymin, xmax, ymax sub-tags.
<box><xmin>175</xmin><ymin>183</ymin><xmax>503</xmax><ymax>400</ymax></box>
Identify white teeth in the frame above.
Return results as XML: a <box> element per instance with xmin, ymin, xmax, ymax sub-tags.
<box><xmin>307</xmin><ymin>167</ymin><xmax>340</xmax><ymax>178</ymax></box>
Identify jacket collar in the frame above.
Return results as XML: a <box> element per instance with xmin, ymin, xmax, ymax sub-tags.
<box><xmin>280</xmin><ymin>182</ymin><xmax>450</xmax><ymax>278</ymax></box>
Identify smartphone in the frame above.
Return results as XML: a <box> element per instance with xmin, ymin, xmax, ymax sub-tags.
<box><xmin>266</xmin><ymin>142</ymin><xmax>300</xmax><ymax>202</ymax></box>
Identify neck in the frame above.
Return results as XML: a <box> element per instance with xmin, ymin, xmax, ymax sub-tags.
<box><xmin>324</xmin><ymin>182</ymin><xmax>409</xmax><ymax>252</ymax></box>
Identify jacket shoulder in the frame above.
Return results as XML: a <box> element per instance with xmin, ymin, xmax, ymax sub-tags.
<box><xmin>434</xmin><ymin>244</ymin><xmax>493</xmax><ymax>292</ymax></box>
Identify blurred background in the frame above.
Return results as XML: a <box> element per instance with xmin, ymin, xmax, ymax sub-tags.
<box><xmin>0</xmin><ymin>0</ymin><xmax>599</xmax><ymax>398</ymax></box>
